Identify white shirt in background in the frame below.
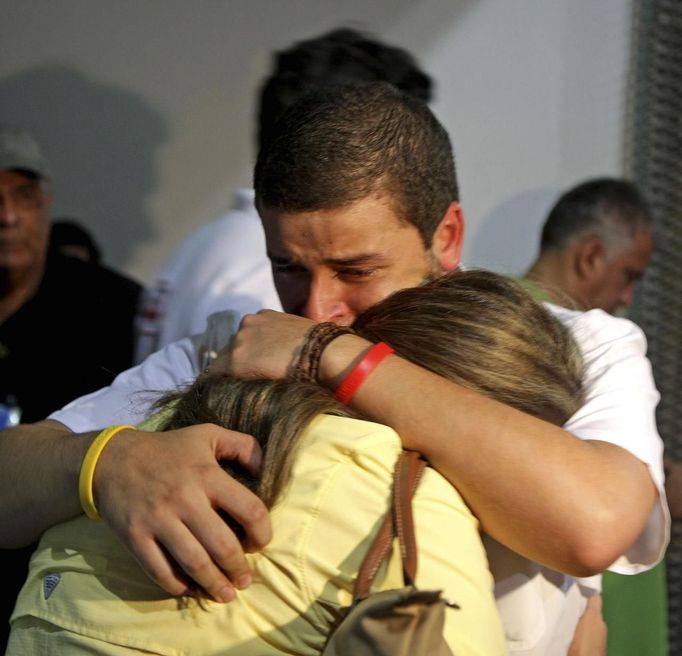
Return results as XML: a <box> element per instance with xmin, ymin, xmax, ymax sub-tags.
<box><xmin>136</xmin><ymin>189</ymin><xmax>281</xmax><ymax>363</ymax></box>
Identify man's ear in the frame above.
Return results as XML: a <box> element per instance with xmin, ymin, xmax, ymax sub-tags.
<box><xmin>574</xmin><ymin>236</ymin><xmax>607</xmax><ymax>282</ymax></box>
<box><xmin>432</xmin><ymin>202</ymin><xmax>465</xmax><ymax>272</ymax></box>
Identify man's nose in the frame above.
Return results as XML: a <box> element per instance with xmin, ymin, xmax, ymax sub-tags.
<box><xmin>619</xmin><ymin>284</ymin><xmax>635</xmax><ymax>308</ymax></box>
<box><xmin>0</xmin><ymin>195</ymin><xmax>19</xmax><ymax>226</ymax></box>
<box><xmin>302</xmin><ymin>276</ymin><xmax>353</xmax><ymax>325</ymax></box>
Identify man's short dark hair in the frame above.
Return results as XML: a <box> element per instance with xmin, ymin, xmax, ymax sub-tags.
<box><xmin>254</xmin><ymin>82</ymin><xmax>458</xmax><ymax>246</ymax></box>
<box><xmin>257</xmin><ymin>28</ymin><xmax>433</xmax><ymax>153</ymax></box>
<box><xmin>540</xmin><ymin>178</ymin><xmax>652</xmax><ymax>253</ymax></box>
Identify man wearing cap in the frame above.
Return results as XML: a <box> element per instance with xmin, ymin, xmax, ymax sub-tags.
<box><xmin>0</xmin><ymin>125</ymin><xmax>141</xmax><ymax>649</ymax></box>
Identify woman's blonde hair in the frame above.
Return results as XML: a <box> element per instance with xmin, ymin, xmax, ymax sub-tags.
<box><xmin>159</xmin><ymin>270</ymin><xmax>584</xmax><ymax>512</ymax></box>
<box><xmin>353</xmin><ymin>269</ymin><xmax>584</xmax><ymax>426</ymax></box>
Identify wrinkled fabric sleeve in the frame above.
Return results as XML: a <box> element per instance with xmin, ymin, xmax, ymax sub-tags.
<box><xmin>48</xmin><ymin>337</ymin><xmax>200</xmax><ymax>433</ymax></box>
<box><xmin>557</xmin><ymin>307</ymin><xmax>669</xmax><ymax>572</ymax></box>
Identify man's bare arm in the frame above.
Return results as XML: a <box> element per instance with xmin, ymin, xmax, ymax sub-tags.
<box><xmin>0</xmin><ymin>419</ymin><xmax>88</xmax><ymax>546</ymax></box>
<box><xmin>227</xmin><ymin>311</ymin><xmax>659</xmax><ymax>576</ymax></box>
<box><xmin>0</xmin><ymin>420</ymin><xmax>272</xmax><ymax>601</ymax></box>
<box><xmin>325</xmin><ymin>336</ymin><xmax>656</xmax><ymax>574</ymax></box>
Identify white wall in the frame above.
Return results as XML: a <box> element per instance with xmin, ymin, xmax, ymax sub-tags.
<box><xmin>1</xmin><ymin>0</ymin><xmax>632</xmax><ymax>282</ymax></box>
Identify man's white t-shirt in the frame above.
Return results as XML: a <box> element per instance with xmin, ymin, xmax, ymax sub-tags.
<box><xmin>51</xmin><ymin>305</ymin><xmax>669</xmax><ymax>655</ymax></box>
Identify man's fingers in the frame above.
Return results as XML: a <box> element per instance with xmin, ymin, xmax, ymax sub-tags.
<box><xmin>121</xmin><ymin>475</ymin><xmax>261</xmax><ymax>602</ymax></box>
<box><xmin>96</xmin><ymin>425</ymin><xmax>272</xmax><ymax>601</ymax></box>
<box><xmin>127</xmin><ymin>535</ymin><xmax>191</xmax><ymax>598</ymax></box>
<box><xmin>155</xmin><ymin>518</ymin><xmax>241</xmax><ymax>603</ymax></box>
<box><xmin>210</xmin><ymin>425</ymin><xmax>263</xmax><ymax>475</ymax></box>
<box><xmin>209</xmin><ymin>469</ymin><xmax>272</xmax><ymax>552</ymax></box>
<box><xmin>155</xmin><ymin>463</ymin><xmax>269</xmax><ymax>598</ymax></box>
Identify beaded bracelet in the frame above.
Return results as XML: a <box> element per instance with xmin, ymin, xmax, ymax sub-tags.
<box><xmin>334</xmin><ymin>342</ymin><xmax>395</xmax><ymax>405</ymax></box>
<box><xmin>291</xmin><ymin>322</ymin><xmax>355</xmax><ymax>383</ymax></box>
<box><xmin>78</xmin><ymin>424</ymin><xmax>135</xmax><ymax>520</ymax></box>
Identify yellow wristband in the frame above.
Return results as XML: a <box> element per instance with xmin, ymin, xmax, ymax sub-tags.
<box><xmin>78</xmin><ymin>424</ymin><xmax>134</xmax><ymax>520</ymax></box>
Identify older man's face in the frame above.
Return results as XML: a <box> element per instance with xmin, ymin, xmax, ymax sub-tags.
<box><xmin>588</xmin><ymin>228</ymin><xmax>653</xmax><ymax>314</ymax></box>
<box><xmin>0</xmin><ymin>170</ymin><xmax>52</xmax><ymax>275</ymax></box>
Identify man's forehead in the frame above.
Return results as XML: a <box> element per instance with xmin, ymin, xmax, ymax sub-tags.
<box><xmin>0</xmin><ymin>169</ymin><xmax>42</xmax><ymax>186</ymax></box>
<box><xmin>628</xmin><ymin>228</ymin><xmax>653</xmax><ymax>255</ymax></box>
<box><xmin>259</xmin><ymin>188</ymin><xmax>404</xmax><ymax>222</ymax></box>
<box><xmin>609</xmin><ymin>229</ymin><xmax>652</xmax><ymax>271</ymax></box>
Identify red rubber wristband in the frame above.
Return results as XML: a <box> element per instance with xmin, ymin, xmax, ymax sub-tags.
<box><xmin>334</xmin><ymin>342</ymin><xmax>395</xmax><ymax>405</ymax></box>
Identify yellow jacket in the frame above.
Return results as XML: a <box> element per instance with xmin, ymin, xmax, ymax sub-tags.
<box><xmin>9</xmin><ymin>414</ymin><xmax>504</xmax><ymax>655</ymax></box>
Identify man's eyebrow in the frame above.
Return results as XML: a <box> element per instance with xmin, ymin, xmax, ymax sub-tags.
<box><xmin>268</xmin><ymin>253</ymin><xmax>387</xmax><ymax>266</ymax></box>
<box><xmin>324</xmin><ymin>254</ymin><xmax>387</xmax><ymax>267</ymax></box>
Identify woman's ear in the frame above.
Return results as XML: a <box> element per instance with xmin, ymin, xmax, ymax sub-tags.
<box><xmin>431</xmin><ymin>202</ymin><xmax>465</xmax><ymax>272</ymax></box>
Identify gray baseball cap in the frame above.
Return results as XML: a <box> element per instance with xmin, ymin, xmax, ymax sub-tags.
<box><xmin>0</xmin><ymin>125</ymin><xmax>52</xmax><ymax>181</ymax></box>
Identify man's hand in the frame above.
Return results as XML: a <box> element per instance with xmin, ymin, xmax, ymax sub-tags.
<box><xmin>94</xmin><ymin>424</ymin><xmax>272</xmax><ymax>602</ymax></box>
<box><xmin>212</xmin><ymin>310</ymin><xmax>315</xmax><ymax>380</ymax></box>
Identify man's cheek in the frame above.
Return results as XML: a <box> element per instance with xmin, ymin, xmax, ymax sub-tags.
<box><xmin>356</xmin><ymin>283</ymin><xmax>394</xmax><ymax>313</ymax></box>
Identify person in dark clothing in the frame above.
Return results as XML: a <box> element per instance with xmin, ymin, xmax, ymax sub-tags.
<box><xmin>0</xmin><ymin>248</ymin><xmax>141</xmax><ymax>422</ymax></box>
<box><xmin>0</xmin><ymin>124</ymin><xmax>141</xmax><ymax>649</ymax></box>
<box><xmin>48</xmin><ymin>218</ymin><xmax>102</xmax><ymax>264</ymax></box>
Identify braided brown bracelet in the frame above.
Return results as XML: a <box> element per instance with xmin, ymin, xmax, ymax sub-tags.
<box><xmin>291</xmin><ymin>322</ymin><xmax>355</xmax><ymax>383</ymax></box>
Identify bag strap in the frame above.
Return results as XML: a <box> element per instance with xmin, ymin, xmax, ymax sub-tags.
<box><xmin>352</xmin><ymin>450</ymin><xmax>426</xmax><ymax>601</ymax></box>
